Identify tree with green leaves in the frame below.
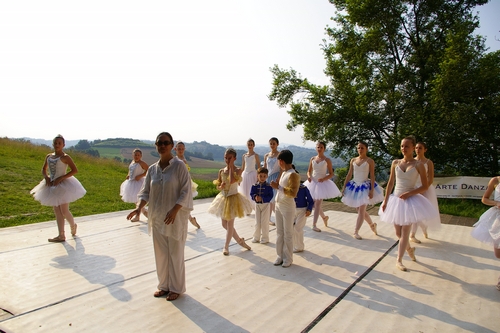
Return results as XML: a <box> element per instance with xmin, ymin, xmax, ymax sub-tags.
<box><xmin>269</xmin><ymin>0</ymin><xmax>498</xmax><ymax>176</ymax></box>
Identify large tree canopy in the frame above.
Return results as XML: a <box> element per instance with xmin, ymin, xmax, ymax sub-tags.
<box><xmin>269</xmin><ymin>0</ymin><xmax>499</xmax><ymax>176</ymax></box>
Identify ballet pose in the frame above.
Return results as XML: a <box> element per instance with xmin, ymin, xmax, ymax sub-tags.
<box><xmin>208</xmin><ymin>148</ymin><xmax>253</xmax><ymax>255</ymax></box>
<box><xmin>120</xmin><ymin>148</ymin><xmax>149</xmax><ymax>221</ymax></box>
<box><xmin>341</xmin><ymin>141</ymin><xmax>384</xmax><ymax>240</ymax></box>
<box><xmin>378</xmin><ymin>136</ymin><xmax>440</xmax><ymax>271</ymax></box>
<box><xmin>304</xmin><ymin>141</ymin><xmax>341</xmax><ymax>232</ymax></box>
<box><xmin>31</xmin><ymin>134</ymin><xmax>86</xmax><ymax>242</ymax></box>
<box><xmin>410</xmin><ymin>142</ymin><xmax>441</xmax><ymax>243</ymax></box>
<box><xmin>470</xmin><ymin>176</ymin><xmax>500</xmax><ymax>291</ymax></box>
<box><xmin>239</xmin><ymin>138</ymin><xmax>261</xmax><ymax>208</ymax></box>
<box><xmin>175</xmin><ymin>141</ymin><xmax>200</xmax><ymax>229</ymax></box>
<box><xmin>263</xmin><ymin>137</ymin><xmax>281</xmax><ymax>225</ymax></box>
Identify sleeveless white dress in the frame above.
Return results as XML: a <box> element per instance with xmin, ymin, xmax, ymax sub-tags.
<box><xmin>120</xmin><ymin>161</ymin><xmax>146</xmax><ymax>203</ymax></box>
<box><xmin>378</xmin><ymin>164</ymin><xmax>440</xmax><ymax>228</ymax></box>
<box><xmin>471</xmin><ymin>184</ymin><xmax>500</xmax><ymax>249</ymax></box>
<box><xmin>414</xmin><ymin>160</ymin><xmax>441</xmax><ymax>225</ymax></box>
<box><xmin>303</xmin><ymin>160</ymin><xmax>341</xmax><ymax>200</ymax></box>
<box><xmin>31</xmin><ymin>155</ymin><xmax>86</xmax><ymax>206</ymax></box>
<box><xmin>341</xmin><ymin>161</ymin><xmax>384</xmax><ymax>207</ymax></box>
<box><xmin>239</xmin><ymin>154</ymin><xmax>258</xmax><ymax>202</ymax></box>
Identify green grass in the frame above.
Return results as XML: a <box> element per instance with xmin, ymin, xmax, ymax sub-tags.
<box><xmin>0</xmin><ymin>138</ymin><xmax>489</xmax><ymax>228</ymax></box>
<box><xmin>0</xmin><ymin>138</ymin><xmax>216</xmax><ymax>228</ymax></box>
<box><xmin>94</xmin><ymin>147</ymin><xmax>123</xmax><ymax>159</ymax></box>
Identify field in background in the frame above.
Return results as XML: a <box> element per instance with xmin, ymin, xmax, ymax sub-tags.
<box><xmin>0</xmin><ymin>138</ymin><xmax>488</xmax><ymax>228</ymax></box>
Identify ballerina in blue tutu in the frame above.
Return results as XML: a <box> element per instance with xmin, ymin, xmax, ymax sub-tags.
<box><xmin>342</xmin><ymin>141</ymin><xmax>384</xmax><ymax>240</ymax></box>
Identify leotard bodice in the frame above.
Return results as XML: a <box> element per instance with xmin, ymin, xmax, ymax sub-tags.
<box><xmin>48</xmin><ymin>156</ymin><xmax>67</xmax><ymax>181</ymax></box>
<box><xmin>128</xmin><ymin>162</ymin><xmax>145</xmax><ymax>179</ymax></box>
<box><xmin>311</xmin><ymin>159</ymin><xmax>329</xmax><ymax>180</ymax></box>
<box><xmin>243</xmin><ymin>154</ymin><xmax>257</xmax><ymax>172</ymax></box>
<box><xmin>353</xmin><ymin>161</ymin><xmax>369</xmax><ymax>183</ymax></box>
<box><xmin>220</xmin><ymin>172</ymin><xmax>241</xmax><ymax>197</ymax></box>
<box><xmin>267</xmin><ymin>156</ymin><xmax>280</xmax><ymax>176</ymax></box>
<box><xmin>394</xmin><ymin>165</ymin><xmax>419</xmax><ymax>196</ymax></box>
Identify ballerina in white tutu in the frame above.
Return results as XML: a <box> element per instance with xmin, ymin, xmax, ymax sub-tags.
<box><xmin>342</xmin><ymin>141</ymin><xmax>384</xmax><ymax>240</ymax></box>
<box><xmin>239</xmin><ymin>138</ymin><xmax>260</xmax><ymax>212</ymax></box>
<box><xmin>470</xmin><ymin>176</ymin><xmax>500</xmax><ymax>291</ymax></box>
<box><xmin>175</xmin><ymin>141</ymin><xmax>200</xmax><ymax>229</ymax></box>
<box><xmin>30</xmin><ymin>134</ymin><xmax>86</xmax><ymax>242</ymax></box>
<box><xmin>410</xmin><ymin>142</ymin><xmax>441</xmax><ymax>243</ymax></box>
<box><xmin>304</xmin><ymin>141</ymin><xmax>341</xmax><ymax>232</ymax></box>
<box><xmin>378</xmin><ymin>136</ymin><xmax>440</xmax><ymax>271</ymax></box>
<box><xmin>264</xmin><ymin>137</ymin><xmax>281</xmax><ymax>225</ymax></box>
<box><xmin>120</xmin><ymin>148</ymin><xmax>149</xmax><ymax>221</ymax></box>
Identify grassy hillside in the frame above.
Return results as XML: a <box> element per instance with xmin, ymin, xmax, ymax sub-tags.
<box><xmin>0</xmin><ymin>138</ymin><xmax>218</xmax><ymax>228</ymax></box>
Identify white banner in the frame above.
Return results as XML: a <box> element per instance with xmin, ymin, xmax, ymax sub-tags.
<box><xmin>433</xmin><ymin>177</ymin><xmax>491</xmax><ymax>199</ymax></box>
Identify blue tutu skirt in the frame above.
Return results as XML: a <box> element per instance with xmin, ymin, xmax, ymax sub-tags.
<box><xmin>471</xmin><ymin>207</ymin><xmax>500</xmax><ymax>249</ymax></box>
<box><xmin>341</xmin><ymin>179</ymin><xmax>384</xmax><ymax>207</ymax></box>
<box><xmin>378</xmin><ymin>193</ymin><xmax>440</xmax><ymax>229</ymax></box>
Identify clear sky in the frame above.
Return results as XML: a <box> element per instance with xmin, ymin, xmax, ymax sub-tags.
<box><xmin>1</xmin><ymin>0</ymin><xmax>498</xmax><ymax>148</ymax></box>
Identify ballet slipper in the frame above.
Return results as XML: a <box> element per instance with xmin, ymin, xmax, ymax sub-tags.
<box><xmin>189</xmin><ymin>216</ymin><xmax>200</xmax><ymax>229</ymax></box>
<box><xmin>70</xmin><ymin>223</ymin><xmax>78</xmax><ymax>236</ymax></box>
<box><xmin>407</xmin><ymin>247</ymin><xmax>417</xmax><ymax>261</ymax></box>
<box><xmin>238</xmin><ymin>238</ymin><xmax>251</xmax><ymax>250</ymax></box>
<box><xmin>322</xmin><ymin>216</ymin><xmax>329</xmax><ymax>226</ymax></box>
<box><xmin>410</xmin><ymin>236</ymin><xmax>421</xmax><ymax>244</ymax></box>
<box><xmin>48</xmin><ymin>236</ymin><xmax>65</xmax><ymax>242</ymax></box>
<box><xmin>396</xmin><ymin>262</ymin><xmax>407</xmax><ymax>271</ymax></box>
<box><xmin>353</xmin><ymin>233</ymin><xmax>362</xmax><ymax>240</ymax></box>
<box><xmin>370</xmin><ymin>223</ymin><xmax>377</xmax><ymax>235</ymax></box>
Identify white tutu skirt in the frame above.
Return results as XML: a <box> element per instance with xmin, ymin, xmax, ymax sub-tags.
<box><xmin>471</xmin><ymin>207</ymin><xmax>500</xmax><ymax>249</ymax></box>
<box><xmin>378</xmin><ymin>193</ymin><xmax>440</xmax><ymax>229</ymax></box>
<box><xmin>341</xmin><ymin>180</ymin><xmax>384</xmax><ymax>207</ymax></box>
<box><xmin>304</xmin><ymin>179</ymin><xmax>341</xmax><ymax>200</ymax></box>
<box><xmin>120</xmin><ymin>178</ymin><xmax>145</xmax><ymax>203</ymax></box>
<box><xmin>239</xmin><ymin>170</ymin><xmax>257</xmax><ymax>201</ymax></box>
<box><xmin>191</xmin><ymin>179</ymin><xmax>198</xmax><ymax>198</ymax></box>
<box><xmin>208</xmin><ymin>193</ymin><xmax>253</xmax><ymax>221</ymax></box>
<box><xmin>31</xmin><ymin>177</ymin><xmax>86</xmax><ymax>206</ymax></box>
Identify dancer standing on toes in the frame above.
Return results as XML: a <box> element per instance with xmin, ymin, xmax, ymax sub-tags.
<box><xmin>208</xmin><ymin>148</ymin><xmax>253</xmax><ymax>255</ymax></box>
<box><xmin>175</xmin><ymin>141</ymin><xmax>200</xmax><ymax>229</ymax></box>
<box><xmin>264</xmin><ymin>137</ymin><xmax>281</xmax><ymax>225</ymax></box>
<box><xmin>270</xmin><ymin>150</ymin><xmax>300</xmax><ymax>267</ymax></box>
<box><xmin>127</xmin><ymin>132</ymin><xmax>193</xmax><ymax>302</ymax></box>
<box><xmin>378</xmin><ymin>136</ymin><xmax>440</xmax><ymax>271</ymax></box>
<box><xmin>410</xmin><ymin>142</ymin><xmax>441</xmax><ymax>243</ymax></box>
<box><xmin>239</xmin><ymin>138</ymin><xmax>260</xmax><ymax>212</ymax></box>
<box><xmin>471</xmin><ymin>176</ymin><xmax>500</xmax><ymax>291</ymax></box>
<box><xmin>120</xmin><ymin>148</ymin><xmax>149</xmax><ymax>221</ymax></box>
<box><xmin>304</xmin><ymin>141</ymin><xmax>341</xmax><ymax>232</ymax></box>
<box><xmin>341</xmin><ymin>141</ymin><xmax>384</xmax><ymax>240</ymax></box>
<box><xmin>31</xmin><ymin>134</ymin><xmax>86</xmax><ymax>242</ymax></box>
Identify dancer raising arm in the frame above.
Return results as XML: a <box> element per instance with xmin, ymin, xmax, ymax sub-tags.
<box><xmin>208</xmin><ymin>148</ymin><xmax>253</xmax><ymax>256</ymax></box>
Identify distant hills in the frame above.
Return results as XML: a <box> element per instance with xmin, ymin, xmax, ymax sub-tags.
<box><xmin>16</xmin><ymin>137</ymin><xmax>347</xmax><ymax>170</ymax></box>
